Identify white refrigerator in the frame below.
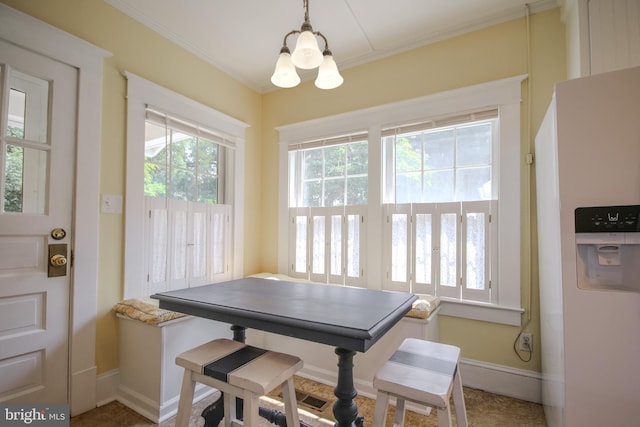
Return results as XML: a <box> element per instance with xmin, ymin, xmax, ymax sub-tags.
<box><xmin>535</xmin><ymin>66</ymin><xmax>640</xmax><ymax>427</ymax></box>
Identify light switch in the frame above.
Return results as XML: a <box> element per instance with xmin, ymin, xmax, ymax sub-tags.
<box><xmin>101</xmin><ymin>194</ymin><xmax>123</xmax><ymax>214</ymax></box>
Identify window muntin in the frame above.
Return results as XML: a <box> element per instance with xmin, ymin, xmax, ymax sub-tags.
<box><xmin>292</xmin><ymin>139</ymin><xmax>368</xmax><ymax>208</ymax></box>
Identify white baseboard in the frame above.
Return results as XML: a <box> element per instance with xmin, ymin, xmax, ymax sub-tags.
<box><xmin>299</xmin><ymin>357</ymin><xmax>541</xmax><ymax>405</ymax></box>
<box><xmin>97</xmin><ymin>369</ymin><xmax>217</xmax><ymax>423</ymax></box>
<box><xmin>96</xmin><ymin>369</ymin><xmax>120</xmax><ymax>406</ymax></box>
<box><xmin>459</xmin><ymin>358</ymin><xmax>541</xmax><ymax>404</ymax></box>
<box><xmin>71</xmin><ymin>365</ymin><xmax>97</xmax><ymax>416</ymax></box>
<box><xmin>97</xmin><ymin>357</ymin><xmax>540</xmax><ymax>422</ymax></box>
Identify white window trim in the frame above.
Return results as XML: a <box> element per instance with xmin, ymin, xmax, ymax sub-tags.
<box><xmin>123</xmin><ymin>72</ymin><xmax>248</xmax><ymax>299</ymax></box>
<box><xmin>277</xmin><ymin>75</ymin><xmax>527</xmax><ymax>326</ymax></box>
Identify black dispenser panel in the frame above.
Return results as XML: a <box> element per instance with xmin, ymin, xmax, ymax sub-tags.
<box><xmin>575</xmin><ymin>205</ymin><xmax>640</xmax><ymax>233</ymax></box>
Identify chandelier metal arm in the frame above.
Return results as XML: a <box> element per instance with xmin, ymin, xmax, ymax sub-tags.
<box><xmin>281</xmin><ymin>30</ymin><xmax>329</xmax><ymax>52</ymax></box>
<box><xmin>314</xmin><ymin>31</ymin><xmax>330</xmax><ymax>53</ymax></box>
<box><xmin>280</xmin><ymin>30</ymin><xmax>300</xmax><ymax>51</ymax></box>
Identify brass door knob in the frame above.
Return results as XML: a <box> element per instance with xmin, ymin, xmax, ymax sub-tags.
<box><xmin>50</xmin><ymin>254</ymin><xmax>67</xmax><ymax>267</ymax></box>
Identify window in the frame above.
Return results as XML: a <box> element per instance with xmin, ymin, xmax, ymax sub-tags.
<box><xmin>141</xmin><ymin>109</ymin><xmax>233</xmax><ymax>295</ymax></box>
<box><xmin>123</xmin><ymin>72</ymin><xmax>248</xmax><ymax>299</ymax></box>
<box><xmin>288</xmin><ymin>134</ymin><xmax>368</xmax><ymax>286</ymax></box>
<box><xmin>145</xmin><ymin>109</ymin><xmax>227</xmax><ymax>203</ymax></box>
<box><xmin>278</xmin><ymin>76</ymin><xmax>524</xmax><ymax>325</ymax></box>
<box><xmin>382</xmin><ymin>113</ymin><xmax>499</xmax><ymax>304</ymax></box>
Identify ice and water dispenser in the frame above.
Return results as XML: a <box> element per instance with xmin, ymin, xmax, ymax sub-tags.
<box><xmin>575</xmin><ymin>205</ymin><xmax>640</xmax><ymax>292</ymax></box>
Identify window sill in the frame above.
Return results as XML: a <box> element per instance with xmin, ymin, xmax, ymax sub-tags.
<box><xmin>436</xmin><ymin>298</ymin><xmax>524</xmax><ymax>326</ymax></box>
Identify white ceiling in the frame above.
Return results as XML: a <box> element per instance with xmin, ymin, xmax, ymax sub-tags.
<box><xmin>106</xmin><ymin>0</ymin><xmax>558</xmax><ymax>93</ymax></box>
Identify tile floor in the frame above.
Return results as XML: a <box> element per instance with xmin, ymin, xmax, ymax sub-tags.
<box><xmin>70</xmin><ymin>376</ymin><xmax>546</xmax><ymax>426</ymax></box>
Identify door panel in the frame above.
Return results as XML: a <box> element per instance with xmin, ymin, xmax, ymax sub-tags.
<box><xmin>0</xmin><ymin>38</ymin><xmax>76</xmax><ymax>404</ymax></box>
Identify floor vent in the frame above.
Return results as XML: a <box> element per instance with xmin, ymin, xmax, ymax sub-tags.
<box><xmin>283</xmin><ymin>389</ymin><xmax>330</xmax><ymax>412</ymax></box>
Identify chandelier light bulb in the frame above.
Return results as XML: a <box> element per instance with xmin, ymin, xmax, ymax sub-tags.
<box><xmin>271</xmin><ymin>49</ymin><xmax>301</xmax><ymax>88</ymax></box>
<box><xmin>291</xmin><ymin>30</ymin><xmax>323</xmax><ymax>69</ymax></box>
<box><xmin>315</xmin><ymin>53</ymin><xmax>343</xmax><ymax>89</ymax></box>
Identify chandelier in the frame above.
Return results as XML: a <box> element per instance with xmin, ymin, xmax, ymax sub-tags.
<box><xmin>271</xmin><ymin>0</ymin><xmax>344</xmax><ymax>90</ymax></box>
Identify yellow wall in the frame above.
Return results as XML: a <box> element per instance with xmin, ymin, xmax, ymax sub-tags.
<box><xmin>1</xmin><ymin>0</ymin><xmax>566</xmax><ymax>374</ymax></box>
<box><xmin>0</xmin><ymin>0</ymin><xmax>264</xmax><ymax>373</ymax></box>
<box><xmin>261</xmin><ymin>8</ymin><xmax>566</xmax><ymax>371</ymax></box>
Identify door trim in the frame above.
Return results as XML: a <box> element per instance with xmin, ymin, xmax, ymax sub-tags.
<box><xmin>0</xmin><ymin>3</ymin><xmax>111</xmax><ymax>416</ymax></box>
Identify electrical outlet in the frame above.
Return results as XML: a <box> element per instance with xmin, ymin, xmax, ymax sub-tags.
<box><xmin>518</xmin><ymin>332</ymin><xmax>533</xmax><ymax>352</ymax></box>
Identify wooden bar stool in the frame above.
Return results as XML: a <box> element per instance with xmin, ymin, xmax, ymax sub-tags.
<box><xmin>175</xmin><ymin>338</ymin><xmax>303</xmax><ymax>427</ymax></box>
<box><xmin>372</xmin><ymin>338</ymin><xmax>468</xmax><ymax>427</ymax></box>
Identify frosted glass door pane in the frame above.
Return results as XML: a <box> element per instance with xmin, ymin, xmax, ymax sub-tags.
<box><xmin>440</xmin><ymin>213</ymin><xmax>457</xmax><ymax>287</ymax></box>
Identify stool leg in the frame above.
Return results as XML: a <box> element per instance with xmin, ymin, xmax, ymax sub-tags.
<box><xmin>242</xmin><ymin>390</ymin><xmax>260</xmax><ymax>427</ymax></box>
<box><xmin>452</xmin><ymin>365</ymin><xmax>468</xmax><ymax>427</ymax></box>
<box><xmin>393</xmin><ymin>398</ymin><xmax>406</xmax><ymax>427</ymax></box>
<box><xmin>281</xmin><ymin>378</ymin><xmax>300</xmax><ymax>427</ymax></box>
<box><xmin>175</xmin><ymin>370</ymin><xmax>196</xmax><ymax>427</ymax></box>
<box><xmin>223</xmin><ymin>392</ymin><xmax>235</xmax><ymax>427</ymax></box>
<box><xmin>437</xmin><ymin>405</ymin><xmax>453</xmax><ymax>427</ymax></box>
<box><xmin>372</xmin><ymin>390</ymin><xmax>390</xmax><ymax>427</ymax></box>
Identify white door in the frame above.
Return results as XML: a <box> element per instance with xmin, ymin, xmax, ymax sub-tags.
<box><xmin>0</xmin><ymin>38</ymin><xmax>76</xmax><ymax>404</ymax></box>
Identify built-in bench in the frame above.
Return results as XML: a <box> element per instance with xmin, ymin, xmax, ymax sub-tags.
<box><xmin>113</xmin><ymin>298</ymin><xmax>232</xmax><ymax>423</ymax></box>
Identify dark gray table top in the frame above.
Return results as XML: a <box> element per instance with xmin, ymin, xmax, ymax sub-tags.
<box><xmin>152</xmin><ymin>277</ymin><xmax>417</xmax><ymax>352</ymax></box>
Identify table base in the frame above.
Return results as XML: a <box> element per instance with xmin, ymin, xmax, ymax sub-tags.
<box><xmin>198</xmin><ymin>326</ymin><xmax>366</xmax><ymax>427</ymax></box>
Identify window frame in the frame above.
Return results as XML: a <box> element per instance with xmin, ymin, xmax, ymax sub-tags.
<box><xmin>287</xmin><ymin>135</ymin><xmax>369</xmax><ymax>287</ymax></box>
<box><xmin>277</xmin><ymin>75</ymin><xmax>526</xmax><ymax>326</ymax></box>
<box><xmin>123</xmin><ymin>72</ymin><xmax>248</xmax><ymax>299</ymax></box>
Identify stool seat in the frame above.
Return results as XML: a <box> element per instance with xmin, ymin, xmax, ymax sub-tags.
<box><xmin>174</xmin><ymin>338</ymin><xmax>303</xmax><ymax>427</ymax></box>
<box><xmin>373</xmin><ymin>338</ymin><xmax>467</xmax><ymax>427</ymax></box>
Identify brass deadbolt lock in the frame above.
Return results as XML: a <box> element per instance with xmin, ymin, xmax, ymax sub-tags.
<box><xmin>51</xmin><ymin>228</ymin><xmax>66</xmax><ymax>240</ymax></box>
